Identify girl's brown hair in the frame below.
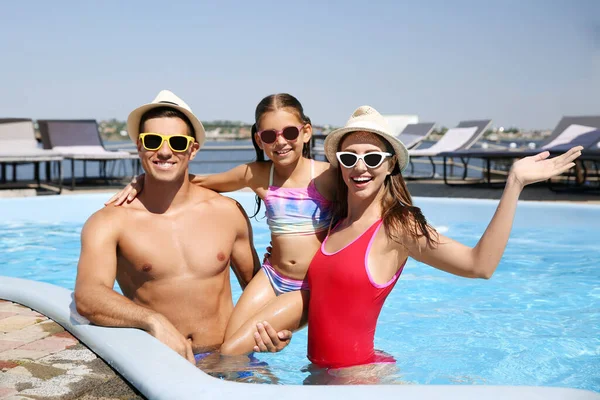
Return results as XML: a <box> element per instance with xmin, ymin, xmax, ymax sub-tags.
<box><xmin>250</xmin><ymin>93</ymin><xmax>312</xmax><ymax>217</ymax></box>
<box><xmin>330</xmin><ymin>132</ymin><xmax>439</xmax><ymax>250</ymax></box>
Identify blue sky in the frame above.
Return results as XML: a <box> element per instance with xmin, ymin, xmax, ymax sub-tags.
<box><xmin>1</xmin><ymin>0</ymin><xmax>599</xmax><ymax>129</ymax></box>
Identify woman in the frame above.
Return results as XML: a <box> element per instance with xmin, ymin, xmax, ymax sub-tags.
<box><xmin>301</xmin><ymin>105</ymin><xmax>582</xmax><ymax>371</ymax></box>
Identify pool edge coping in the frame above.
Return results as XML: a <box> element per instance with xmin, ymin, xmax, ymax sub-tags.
<box><xmin>1</xmin><ymin>277</ymin><xmax>598</xmax><ymax>400</ymax></box>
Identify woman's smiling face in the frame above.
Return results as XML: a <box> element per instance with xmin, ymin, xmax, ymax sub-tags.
<box><xmin>338</xmin><ymin>131</ymin><xmax>395</xmax><ymax>200</ymax></box>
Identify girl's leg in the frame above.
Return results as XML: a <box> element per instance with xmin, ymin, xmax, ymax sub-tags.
<box><xmin>225</xmin><ymin>268</ymin><xmax>276</xmax><ymax>339</ymax></box>
<box><xmin>220</xmin><ymin>289</ymin><xmax>309</xmax><ymax>356</ymax></box>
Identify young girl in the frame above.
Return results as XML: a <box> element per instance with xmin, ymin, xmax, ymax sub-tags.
<box><xmin>106</xmin><ymin>94</ymin><xmax>337</xmax><ymax>355</ymax></box>
<box><xmin>303</xmin><ymin>105</ymin><xmax>582</xmax><ymax>371</ymax></box>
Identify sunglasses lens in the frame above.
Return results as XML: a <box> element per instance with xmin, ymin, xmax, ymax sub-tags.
<box><xmin>364</xmin><ymin>153</ymin><xmax>384</xmax><ymax>168</ymax></box>
<box><xmin>169</xmin><ymin>136</ymin><xmax>190</xmax><ymax>151</ymax></box>
<box><xmin>282</xmin><ymin>126</ymin><xmax>300</xmax><ymax>141</ymax></box>
<box><xmin>339</xmin><ymin>153</ymin><xmax>358</xmax><ymax>168</ymax></box>
<box><xmin>143</xmin><ymin>134</ymin><xmax>163</xmax><ymax>150</ymax></box>
<box><xmin>260</xmin><ymin>130</ymin><xmax>277</xmax><ymax>144</ymax></box>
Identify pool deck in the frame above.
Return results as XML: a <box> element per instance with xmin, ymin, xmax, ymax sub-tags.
<box><xmin>0</xmin><ymin>300</ymin><xmax>142</xmax><ymax>400</ymax></box>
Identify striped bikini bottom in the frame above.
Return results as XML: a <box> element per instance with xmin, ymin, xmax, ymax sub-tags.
<box><xmin>261</xmin><ymin>259</ymin><xmax>309</xmax><ymax>296</ymax></box>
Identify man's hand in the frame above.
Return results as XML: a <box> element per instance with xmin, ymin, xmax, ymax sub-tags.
<box><xmin>252</xmin><ymin>321</ymin><xmax>292</xmax><ymax>353</ymax></box>
<box><xmin>147</xmin><ymin>314</ymin><xmax>195</xmax><ymax>363</ymax></box>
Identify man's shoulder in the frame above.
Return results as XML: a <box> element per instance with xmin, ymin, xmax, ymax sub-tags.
<box><xmin>88</xmin><ymin>204</ymin><xmax>124</xmax><ymax>221</ymax></box>
<box><xmin>189</xmin><ymin>187</ymin><xmax>248</xmax><ymax>221</ymax></box>
<box><xmin>206</xmin><ymin>192</ymin><xmax>247</xmax><ymax>216</ymax></box>
<box><xmin>83</xmin><ymin>204</ymin><xmax>128</xmax><ymax>232</ymax></box>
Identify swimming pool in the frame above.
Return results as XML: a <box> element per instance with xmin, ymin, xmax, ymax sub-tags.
<box><xmin>0</xmin><ymin>193</ymin><xmax>599</xmax><ymax>392</ymax></box>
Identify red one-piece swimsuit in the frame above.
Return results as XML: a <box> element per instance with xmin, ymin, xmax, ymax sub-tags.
<box><xmin>307</xmin><ymin>218</ymin><xmax>405</xmax><ymax>368</ymax></box>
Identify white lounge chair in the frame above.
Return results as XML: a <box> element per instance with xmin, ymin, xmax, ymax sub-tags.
<box><xmin>440</xmin><ymin>116</ymin><xmax>600</xmax><ymax>186</ymax></box>
<box><xmin>38</xmin><ymin>119</ymin><xmax>137</xmax><ymax>189</ymax></box>
<box><xmin>406</xmin><ymin>119</ymin><xmax>491</xmax><ymax>179</ymax></box>
<box><xmin>398</xmin><ymin>122</ymin><xmax>436</xmax><ymax>150</ymax></box>
<box><xmin>0</xmin><ymin>119</ymin><xmax>63</xmax><ymax>192</ymax></box>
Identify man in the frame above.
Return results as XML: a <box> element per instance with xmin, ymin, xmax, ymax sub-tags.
<box><xmin>74</xmin><ymin>90</ymin><xmax>288</xmax><ymax>363</ymax></box>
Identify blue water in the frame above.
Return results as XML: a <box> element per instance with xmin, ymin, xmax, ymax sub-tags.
<box><xmin>0</xmin><ymin>194</ymin><xmax>598</xmax><ymax>390</ymax></box>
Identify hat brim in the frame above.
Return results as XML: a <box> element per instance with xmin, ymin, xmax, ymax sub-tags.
<box><xmin>127</xmin><ymin>103</ymin><xmax>206</xmax><ymax>148</ymax></box>
<box><xmin>323</xmin><ymin>127</ymin><xmax>410</xmax><ymax>172</ymax></box>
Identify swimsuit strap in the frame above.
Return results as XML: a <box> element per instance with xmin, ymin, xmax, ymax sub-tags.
<box><xmin>269</xmin><ymin>163</ymin><xmax>275</xmax><ymax>186</ymax></box>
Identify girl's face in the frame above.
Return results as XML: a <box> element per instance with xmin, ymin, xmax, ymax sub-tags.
<box><xmin>338</xmin><ymin>131</ymin><xmax>396</xmax><ymax>201</ymax></box>
<box><xmin>255</xmin><ymin>110</ymin><xmax>312</xmax><ymax>166</ymax></box>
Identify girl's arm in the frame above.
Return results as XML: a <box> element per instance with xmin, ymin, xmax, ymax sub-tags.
<box><xmin>190</xmin><ymin>162</ymin><xmax>261</xmax><ymax>193</ymax></box>
<box><xmin>405</xmin><ymin>147</ymin><xmax>582</xmax><ymax>279</ymax></box>
<box><xmin>105</xmin><ymin>162</ymin><xmax>268</xmax><ymax>205</ymax></box>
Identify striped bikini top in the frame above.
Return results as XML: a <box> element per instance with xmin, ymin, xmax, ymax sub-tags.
<box><xmin>264</xmin><ymin>160</ymin><xmax>333</xmax><ymax>236</ymax></box>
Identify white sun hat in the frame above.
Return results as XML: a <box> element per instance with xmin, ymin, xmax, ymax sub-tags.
<box><xmin>324</xmin><ymin>105</ymin><xmax>409</xmax><ymax>171</ymax></box>
<box><xmin>127</xmin><ymin>90</ymin><xmax>206</xmax><ymax>147</ymax></box>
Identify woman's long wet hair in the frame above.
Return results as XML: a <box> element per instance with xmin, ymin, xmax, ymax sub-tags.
<box><xmin>330</xmin><ymin>133</ymin><xmax>439</xmax><ymax>250</ymax></box>
<box><xmin>250</xmin><ymin>93</ymin><xmax>312</xmax><ymax>218</ymax></box>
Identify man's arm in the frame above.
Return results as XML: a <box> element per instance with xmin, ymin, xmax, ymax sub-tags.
<box><xmin>228</xmin><ymin>200</ymin><xmax>260</xmax><ymax>289</ymax></box>
<box><xmin>74</xmin><ymin>209</ymin><xmax>194</xmax><ymax>362</ymax></box>
<box><xmin>74</xmin><ymin>209</ymin><xmax>153</xmax><ymax>328</ymax></box>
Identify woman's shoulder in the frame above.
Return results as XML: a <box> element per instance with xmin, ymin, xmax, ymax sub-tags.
<box><xmin>381</xmin><ymin>212</ymin><xmax>438</xmax><ymax>252</ymax></box>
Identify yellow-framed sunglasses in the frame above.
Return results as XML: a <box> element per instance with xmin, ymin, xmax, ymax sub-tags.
<box><xmin>139</xmin><ymin>133</ymin><xmax>195</xmax><ymax>153</ymax></box>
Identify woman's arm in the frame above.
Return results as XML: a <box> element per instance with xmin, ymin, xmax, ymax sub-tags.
<box><xmin>405</xmin><ymin>147</ymin><xmax>582</xmax><ymax>279</ymax></box>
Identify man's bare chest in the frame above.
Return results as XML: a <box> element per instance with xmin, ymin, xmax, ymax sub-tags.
<box><xmin>116</xmin><ymin>213</ymin><xmax>236</xmax><ymax>280</ymax></box>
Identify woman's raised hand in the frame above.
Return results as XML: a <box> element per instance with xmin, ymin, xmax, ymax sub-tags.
<box><xmin>105</xmin><ymin>175</ymin><xmax>145</xmax><ymax>206</ymax></box>
<box><xmin>509</xmin><ymin>146</ymin><xmax>583</xmax><ymax>188</ymax></box>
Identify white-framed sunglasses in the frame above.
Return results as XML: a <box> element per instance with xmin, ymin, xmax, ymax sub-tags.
<box><xmin>336</xmin><ymin>151</ymin><xmax>393</xmax><ymax>169</ymax></box>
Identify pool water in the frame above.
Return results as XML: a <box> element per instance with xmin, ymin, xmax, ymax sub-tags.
<box><xmin>0</xmin><ymin>194</ymin><xmax>599</xmax><ymax>391</ymax></box>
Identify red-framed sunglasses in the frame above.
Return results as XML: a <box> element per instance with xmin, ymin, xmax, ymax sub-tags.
<box><xmin>256</xmin><ymin>125</ymin><xmax>305</xmax><ymax>144</ymax></box>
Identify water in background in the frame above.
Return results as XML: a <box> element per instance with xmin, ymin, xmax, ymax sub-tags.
<box><xmin>5</xmin><ymin>139</ymin><xmax>533</xmax><ymax>183</ymax></box>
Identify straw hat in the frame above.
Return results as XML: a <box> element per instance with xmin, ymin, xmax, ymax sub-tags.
<box><xmin>127</xmin><ymin>90</ymin><xmax>206</xmax><ymax>147</ymax></box>
<box><xmin>324</xmin><ymin>105</ymin><xmax>409</xmax><ymax>171</ymax></box>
